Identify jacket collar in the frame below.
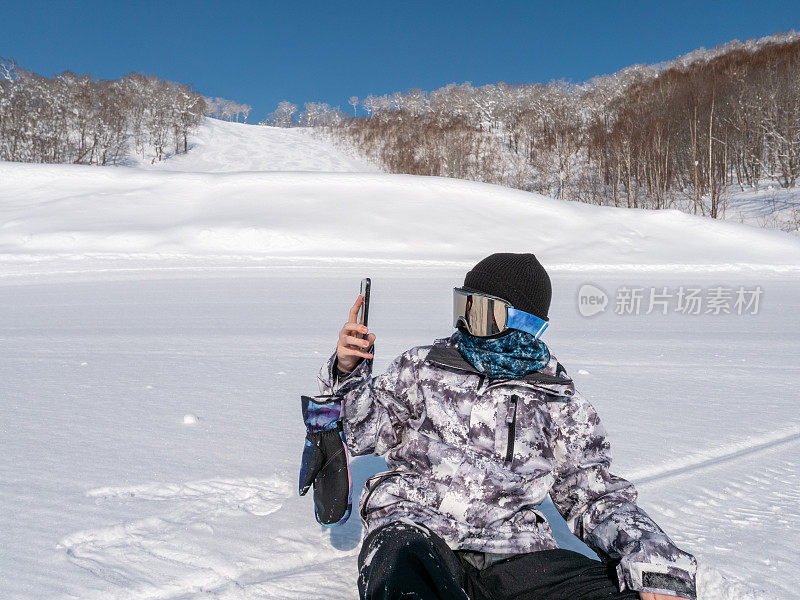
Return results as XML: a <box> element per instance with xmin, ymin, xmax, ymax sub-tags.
<box><xmin>425</xmin><ymin>333</ymin><xmax>575</xmax><ymax>398</ymax></box>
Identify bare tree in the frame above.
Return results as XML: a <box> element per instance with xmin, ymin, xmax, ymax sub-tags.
<box><xmin>268</xmin><ymin>101</ymin><xmax>298</xmax><ymax>128</ymax></box>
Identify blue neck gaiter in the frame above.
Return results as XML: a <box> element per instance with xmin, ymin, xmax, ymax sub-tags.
<box><xmin>456</xmin><ymin>328</ymin><xmax>550</xmax><ymax>379</ymax></box>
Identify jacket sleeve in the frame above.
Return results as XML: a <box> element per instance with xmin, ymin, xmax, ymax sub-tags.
<box><xmin>548</xmin><ymin>391</ymin><xmax>698</xmax><ymax>599</ymax></box>
<box><xmin>317</xmin><ymin>346</ymin><xmax>418</xmax><ymax>456</ymax></box>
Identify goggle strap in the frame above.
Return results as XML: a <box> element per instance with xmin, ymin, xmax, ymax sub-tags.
<box><xmin>507</xmin><ymin>307</ymin><xmax>549</xmax><ymax>339</ymax></box>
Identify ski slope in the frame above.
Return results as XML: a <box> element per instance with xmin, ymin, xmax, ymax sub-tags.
<box><xmin>136</xmin><ymin>118</ymin><xmax>375</xmax><ymax>173</ymax></box>
<box><xmin>1</xmin><ymin>118</ymin><xmax>799</xmax><ymax>600</ymax></box>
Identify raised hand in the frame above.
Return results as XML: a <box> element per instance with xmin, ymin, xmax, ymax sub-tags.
<box><xmin>336</xmin><ymin>294</ymin><xmax>376</xmax><ymax>373</ymax></box>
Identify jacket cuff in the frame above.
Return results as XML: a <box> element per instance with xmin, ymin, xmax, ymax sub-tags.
<box><xmin>318</xmin><ymin>345</ymin><xmax>374</xmax><ymax>396</ymax></box>
<box><xmin>616</xmin><ymin>560</ymin><xmax>697</xmax><ymax>600</ymax></box>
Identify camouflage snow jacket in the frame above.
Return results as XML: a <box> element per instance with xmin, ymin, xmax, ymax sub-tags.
<box><xmin>318</xmin><ymin>332</ymin><xmax>698</xmax><ymax>599</ymax></box>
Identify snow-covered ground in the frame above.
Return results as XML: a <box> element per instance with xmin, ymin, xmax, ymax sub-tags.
<box><xmin>725</xmin><ymin>183</ymin><xmax>800</xmax><ymax>233</ymax></box>
<box><xmin>1</xmin><ymin>118</ymin><xmax>799</xmax><ymax>600</ymax></box>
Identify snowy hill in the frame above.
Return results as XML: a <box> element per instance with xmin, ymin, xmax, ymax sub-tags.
<box><xmin>1</xmin><ymin>118</ymin><xmax>799</xmax><ymax>276</ymax></box>
<box><xmin>1</xmin><ymin>119</ymin><xmax>798</xmax><ymax>600</ymax></box>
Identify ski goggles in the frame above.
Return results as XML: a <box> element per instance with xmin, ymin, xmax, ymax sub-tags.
<box><xmin>453</xmin><ymin>287</ymin><xmax>549</xmax><ymax>339</ymax></box>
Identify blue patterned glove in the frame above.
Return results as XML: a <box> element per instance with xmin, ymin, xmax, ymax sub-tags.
<box><xmin>298</xmin><ymin>394</ymin><xmax>352</xmax><ymax>526</ymax></box>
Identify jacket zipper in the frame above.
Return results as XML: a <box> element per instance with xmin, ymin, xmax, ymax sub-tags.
<box><xmin>505</xmin><ymin>394</ymin><xmax>518</xmax><ymax>463</ymax></box>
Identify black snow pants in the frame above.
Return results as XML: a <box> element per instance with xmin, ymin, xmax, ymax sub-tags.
<box><xmin>357</xmin><ymin>521</ymin><xmax>640</xmax><ymax>600</ymax></box>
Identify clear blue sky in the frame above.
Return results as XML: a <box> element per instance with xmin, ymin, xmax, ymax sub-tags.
<box><xmin>3</xmin><ymin>0</ymin><xmax>798</xmax><ymax>122</ymax></box>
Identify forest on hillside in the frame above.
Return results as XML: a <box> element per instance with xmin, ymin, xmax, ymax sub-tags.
<box><xmin>0</xmin><ymin>59</ymin><xmax>251</xmax><ymax>165</ymax></box>
<box><xmin>272</xmin><ymin>33</ymin><xmax>800</xmax><ymax>222</ymax></box>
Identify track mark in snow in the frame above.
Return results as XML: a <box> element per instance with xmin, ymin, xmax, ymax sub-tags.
<box><xmin>628</xmin><ymin>427</ymin><xmax>800</xmax><ymax>485</ymax></box>
<box><xmin>59</xmin><ymin>477</ymin><xmax>291</xmax><ymax>598</ymax></box>
<box><xmin>86</xmin><ymin>477</ymin><xmax>291</xmax><ymax>516</ymax></box>
<box><xmin>632</xmin><ymin>431</ymin><xmax>800</xmax><ymax>599</ymax></box>
<box><xmin>176</xmin><ymin>551</ymin><xmax>359</xmax><ymax>599</ymax></box>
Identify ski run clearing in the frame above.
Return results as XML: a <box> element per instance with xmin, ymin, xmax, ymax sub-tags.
<box><xmin>1</xmin><ymin>118</ymin><xmax>799</xmax><ymax>600</ymax></box>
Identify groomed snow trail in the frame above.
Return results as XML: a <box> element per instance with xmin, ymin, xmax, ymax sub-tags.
<box><xmin>1</xmin><ymin>119</ymin><xmax>798</xmax><ymax>600</ymax></box>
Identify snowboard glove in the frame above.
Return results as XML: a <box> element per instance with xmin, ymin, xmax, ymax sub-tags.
<box><xmin>298</xmin><ymin>394</ymin><xmax>352</xmax><ymax>526</ymax></box>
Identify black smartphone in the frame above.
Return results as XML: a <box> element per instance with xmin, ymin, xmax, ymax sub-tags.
<box><xmin>358</xmin><ymin>278</ymin><xmax>371</xmax><ymax>339</ymax></box>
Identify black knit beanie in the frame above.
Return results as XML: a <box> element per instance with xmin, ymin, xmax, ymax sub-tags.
<box><xmin>463</xmin><ymin>253</ymin><xmax>552</xmax><ymax>321</ymax></box>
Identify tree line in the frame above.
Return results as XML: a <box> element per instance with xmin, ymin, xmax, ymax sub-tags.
<box><xmin>272</xmin><ymin>33</ymin><xmax>800</xmax><ymax>220</ymax></box>
<box><xmin>0</xmin><ymin>59</ymin><xmax>246</xmax><ymax>165</ymax></box>
<box><xmin>260</xmin><ymin>100</ymin><xmax>346</xmax><ymax>128</ymax></box>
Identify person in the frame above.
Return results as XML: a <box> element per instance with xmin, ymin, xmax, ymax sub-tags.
<box><xmin>319</xmin><ymin>253</ymin><xmax>697</xmax><ymax>600</ymax></box>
